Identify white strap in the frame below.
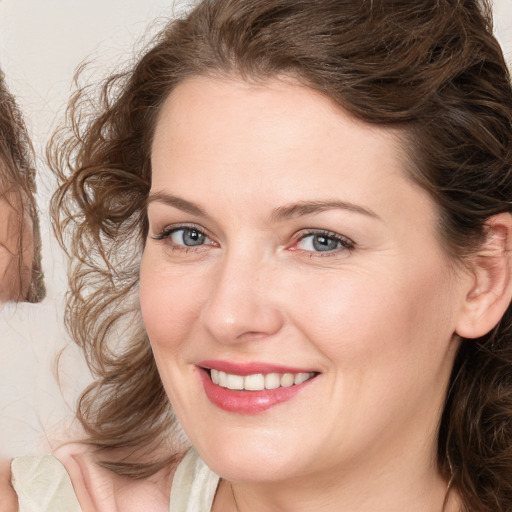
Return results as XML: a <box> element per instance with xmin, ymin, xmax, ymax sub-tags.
<box><xmin>169</xmin><ymin>449</ymin><xmax>220</xmax><ymax>512</ymax></box>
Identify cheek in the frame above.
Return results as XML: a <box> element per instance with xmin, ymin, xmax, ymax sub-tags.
<box><xmin>139</xmin><ymin>253</ymin><xmax>205</xmax><ymax>355</ymax></box>
<box><xmin>286</xmin><ymin>268</ymin><xmax>395</xmax><ymax>340</ymax></box>
<box><xmin>286</xmin><ymin>265</ymin><xmax>458</xmax><ymax>445</ymax></box>
<box><xmin>288</xmin><ymin>262</ymin><xmax>456</xmax><ymax>375</ymax></box>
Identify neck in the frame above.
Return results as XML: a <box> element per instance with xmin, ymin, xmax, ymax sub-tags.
<box><xmin>230</xmin><ymin>474</ymin><xmax>451</xmax><ymax>512</ymax></box>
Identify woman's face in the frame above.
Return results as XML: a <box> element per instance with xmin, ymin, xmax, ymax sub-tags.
<box><xmin>140</xmin><ymin>77</ymin><xmax>470</xmax><ymax>485</ymax></box>
<box><xmin>0</xmin><ymin>185</ymin><xmax>33</xmax><ymax>303</ymax></box>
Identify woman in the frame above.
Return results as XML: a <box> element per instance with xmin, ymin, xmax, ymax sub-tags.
<box><xmin>8</xmin><ymin>0</ymin><xmax>512</xmax><ymax>510</ymax></box>
<box><xmin>0</xmin><ymin>72</ymin><xmax>43</xmax><ymax>303</ymax></box>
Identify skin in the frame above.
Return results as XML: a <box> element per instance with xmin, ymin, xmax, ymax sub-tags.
<box><xmin>140</xmin><ymin>76</ymin><xmax>473</xmax><ymax>511</ymax></box>
<box><xmin>0</xmin><ymin>460</ymin><xmax>17</xmax><ymax>512</ymax></box>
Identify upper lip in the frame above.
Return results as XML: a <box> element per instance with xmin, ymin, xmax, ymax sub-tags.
<box><xmin>197</xmin><ymin>359</ymin><xmax>317</xmax><ymax>376</ymax></box>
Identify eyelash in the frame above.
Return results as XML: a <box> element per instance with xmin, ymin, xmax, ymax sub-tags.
<box><xmin>151</xmin><ymin>224</ymin><xmax>216</xmax><ymax>253</ymax></box>
<box><xmin>151</xmin><ymin>225</ymin><xmax>355</xmax><ymax>256</ymax></box>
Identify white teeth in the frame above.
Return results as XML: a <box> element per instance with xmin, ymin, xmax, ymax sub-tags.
<box><xmin>226</xmin><ymin>373</ymin><xmax>244</xmax><ymax>390</ymax></box>
<box><xmin>294</xmin><ymin>372</ymin><xmax>310</xmax><ymax>385</ymax></box>
<box><xmin>264</xmin><ymin>373</ymin><xmax>281</xmax><ymax>390</ymax></box>
<box><xmin>210</xmin><ymin>370</ymin><xmax>315</xmax><ymax>391</ymax></box>
<box><xmin>280</xmin><ymin>373</ymin><xmax>295</xmax><ymax>387</ymax></box>
<box><xmin>244</xmin><ymin>373</ymin><xmax>265</xmax><ymax>391</ymax></box>
<box><xmin>218</xmin><ymin>371</ymin><xmax>227</xmax><ymax>387</ymax></box>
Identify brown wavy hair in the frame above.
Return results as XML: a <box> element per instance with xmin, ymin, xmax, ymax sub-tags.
<box><xmin>0</xmin><ymin>72</ymin><xmax>44</xmax><ymax>303</ymax></box>
<box><xmin>50</xmin><ymin>0</ymin><xmax>512</xmax><ymax>509</ymax></box>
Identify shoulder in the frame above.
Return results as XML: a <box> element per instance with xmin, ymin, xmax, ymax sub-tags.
<box><xmin>10</xmin><ymin>454</ymin><xmax>82</xmax><ymax>512</ymax></box>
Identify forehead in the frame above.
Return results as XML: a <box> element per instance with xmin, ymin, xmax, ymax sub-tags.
<box><xmin>153</xmin><ymin>75</ymin><xmax>401</xmax><ymax>152</ymax></box>
<box><xmin>150</xmin><ymin>76</ymin><xmax>419</xmax><ymax>215</ymax></box>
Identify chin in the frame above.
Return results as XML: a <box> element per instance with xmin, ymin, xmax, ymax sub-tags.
<box><xmin>192</xmin><ymin>430</ymin><xmax>310</xmax><ymax>483</ymax></box>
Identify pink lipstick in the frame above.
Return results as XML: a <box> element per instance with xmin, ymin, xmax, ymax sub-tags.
<box><xmin>197</xmin><ymin>360</ymin><xmax>318</xmax><ymax>414</ymax></box>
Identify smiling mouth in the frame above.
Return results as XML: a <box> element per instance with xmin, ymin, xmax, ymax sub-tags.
<box><xmin>209</xmin><ymin>369</ymin><xmax>317</xmax><ymax>391</ymax></box>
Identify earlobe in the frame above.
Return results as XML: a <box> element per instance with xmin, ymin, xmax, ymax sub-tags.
<box><xmin>455</xmin><ymin>213</ymin><xmax>512</xmax><ymax>339</ymax></box>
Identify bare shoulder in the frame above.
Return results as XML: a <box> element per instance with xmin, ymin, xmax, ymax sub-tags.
<box><xmin>0</xmin><ymin>459</ymin><xmax>18</xmax><ymax>512</ymax></box>
<box><xmin>54</xmin><ymin>443</ymin><xmax>182</xmax><ymax>512</ymax></box>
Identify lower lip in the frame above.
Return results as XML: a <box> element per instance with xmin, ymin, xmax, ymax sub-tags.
<box><xmin>199</xmin><ymin>369</ymin><xmax>316</xmax><ymax>414</ymax></box>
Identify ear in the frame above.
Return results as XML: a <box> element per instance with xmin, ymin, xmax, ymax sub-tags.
<box><xmin>455</xmin><ymin>213</ymin><xmax>512</xmax><ymax>339</ymax></box>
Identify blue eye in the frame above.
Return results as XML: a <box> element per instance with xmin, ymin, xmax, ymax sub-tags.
<box><xmin>170</xmin><ymin>228</ymin><xmax>207</xmax><ymax>246</ymax></box>
<box><xmin>152</xmin><ymin>226</ymin><xmax>214</xmax><ymax>249</ymax></box>
<box><xmin>295</xmin><ymin>232</ymin><xmax>354</xmax><ymax>253</ymax></box>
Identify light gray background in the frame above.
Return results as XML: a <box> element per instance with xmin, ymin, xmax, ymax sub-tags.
<box><xmin>0</xmin><ymin>0</ymin><xmax>511</xmax><ymax>457</ymax></box>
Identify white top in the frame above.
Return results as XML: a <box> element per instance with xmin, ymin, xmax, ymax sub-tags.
<box><xmin>169</xmin><ymin>448</ymin><xmax>220</xmax><ymax>512</ymax></box>
<box><xmin>11</xmin><ymin>455</ymin><xmax>82</xmax><ymax>512</ymax></box>
<box><xmin>11</xmin><ymin>448</ymin><xmax>220</xmax><ymax>512</ymax></box>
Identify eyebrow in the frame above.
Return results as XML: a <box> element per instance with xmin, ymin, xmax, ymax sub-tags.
<box><xmin>147</xmin><ymin>191</ymin><xmax>208</xmax><ymax>217</ymax></box>
<box><xmin>147</xmin><ymin>192</ymin><xmax>380</xmax><ymax>222</ymax></box>
<box><xmin>271</xmin><ymin>200</ymin><xmax>380</xmax><ymax>222</ymax></box>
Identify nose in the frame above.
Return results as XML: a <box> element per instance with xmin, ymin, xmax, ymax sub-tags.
<box><xmin>200</xmin><ymin>252</ymin><xmax>284</xmax><ymax>344</ymax></box>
